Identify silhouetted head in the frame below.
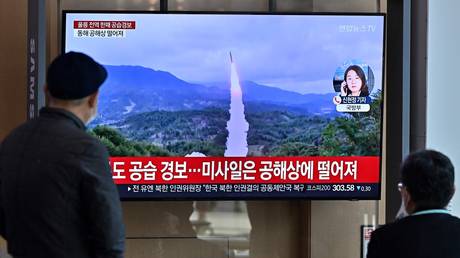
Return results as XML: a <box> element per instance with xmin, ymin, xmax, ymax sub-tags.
<box><xmin>399</xmin><ymin>149</ymin><xmax>455</xmax><ymax>214</ymax></box>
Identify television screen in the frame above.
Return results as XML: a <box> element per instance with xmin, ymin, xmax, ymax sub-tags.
<box><xmin>63</xmin><ymin>12</ymin><xmax>385</xmax><ymax>199</ymax></box>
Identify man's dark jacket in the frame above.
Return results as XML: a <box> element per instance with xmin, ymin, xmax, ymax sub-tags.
<box><xmin>367</xmin><ymin>212</ymin><xmax>460</xmax><ymax>258</ymax></box>
<box><xmin>0</xmin><ymin>107</ymin><xmax>125</xmax><ymax>258</ymax></box>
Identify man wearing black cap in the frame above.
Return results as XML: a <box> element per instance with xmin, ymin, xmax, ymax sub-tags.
<box><xmin>0</xmin><ymin>52</ymin><xmax>125</xmax><ymax>258</ymax></box>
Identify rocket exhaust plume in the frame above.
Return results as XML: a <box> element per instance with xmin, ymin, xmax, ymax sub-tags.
<box><xmin>224</xmin><ymin>53</ymin><xmax>249</xmax><ymax>157</ymax></box>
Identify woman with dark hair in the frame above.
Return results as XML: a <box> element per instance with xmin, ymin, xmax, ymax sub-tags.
<box><xmin>340</xmin><ymin>65</ymin><xmax>370</xmax><ymax>97</ymax></box>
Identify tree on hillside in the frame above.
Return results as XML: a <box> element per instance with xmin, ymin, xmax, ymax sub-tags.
<box><xmin>90</xmin><ymin>126</ymin><xmax>170</xmax><ymax>157</ymax></box>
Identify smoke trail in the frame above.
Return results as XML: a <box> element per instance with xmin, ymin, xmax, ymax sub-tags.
<box><xmin>224</xmin><ymin>55</ymin><xmax>249</xmax><ymax>157</ymax></box>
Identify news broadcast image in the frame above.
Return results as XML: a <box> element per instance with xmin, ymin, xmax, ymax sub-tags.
<box><xmin>64</xmin><ymin>13</ymin><xmax>385</xmax><ymax>199</ymax></box>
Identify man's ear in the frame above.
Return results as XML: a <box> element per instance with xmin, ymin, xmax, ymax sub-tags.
<box><xmin>44</xmin><ymin>85</ymin><xmax>50</xmax><ymax>105</ymax></box>
<box><xmin>402</xmin><ymin>188</ymin><xmax>411</xmax><ymax>205</ymax></box>
<box><xmin>44</xmin><ymin>85</ymin><xmax>57</xmax><ymax>106</ymax></box>
<box><xmin>402</xmin><ymin>188</ymin><xmax>416</xmax><ymax>214</ymax></box>
<box><xmin>88</xmin><ymin>91</ymin><xmax>99</xmax><ymax>108</ymax></box>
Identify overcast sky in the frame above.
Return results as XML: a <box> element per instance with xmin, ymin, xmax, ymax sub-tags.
<box><xmin>66</xmin><ymin>13</ymin><xmax>384</xmax><ymax>94</ymax></box>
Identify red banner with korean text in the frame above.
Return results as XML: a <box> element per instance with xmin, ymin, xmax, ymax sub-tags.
<box><xmin>110</xmin><ymin>156</ymin><xmax>379</xmax><ymax>185</ymax></box>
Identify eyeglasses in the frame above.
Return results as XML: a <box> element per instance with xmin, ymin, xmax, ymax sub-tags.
<box><xmin>397</xmin><ymin>182</ymin><xmax>404</xmax><ymax>192</ymax></box>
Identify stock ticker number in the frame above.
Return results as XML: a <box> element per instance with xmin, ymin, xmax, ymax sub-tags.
<box><xmin>332</xmin><ymin>184</ymin><xmax>355</xmax><ymax>192</ymax></box>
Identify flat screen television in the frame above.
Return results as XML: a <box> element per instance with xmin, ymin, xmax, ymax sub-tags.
<box><xmin>63</xmin><ymin>11</ymin><xmax>385</xmax><ymax>200</ymax></box>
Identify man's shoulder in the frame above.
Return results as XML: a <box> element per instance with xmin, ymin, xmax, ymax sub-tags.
<box><xmin>373</xmin><ymin>213</ymin><xmax>460</xmax><ymax>238</ymax></box>
<box><xmin>1</xmin><ymin>119</ymin><xmax>41</xmax><ymax>150</ymax></box>
<box><xmin>79</xmin><ymin>135</ymin><xmax>109</xmax><ymax>159</ymax></box>
<box><xmin>1</xmin><ymin>117</ymin><xmax>106</xmax><ymax>158</ymax></box>
<box><xmin>54</xmin><ymin>125</ymin><xmax>108</xmax><ymax>159</ymax></box>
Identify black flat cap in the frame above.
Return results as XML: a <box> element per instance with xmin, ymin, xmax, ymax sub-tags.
<box><xmin>46</xmin><ymin>51</ymin><xmax>107</xmax><ymax>100</ymax></box>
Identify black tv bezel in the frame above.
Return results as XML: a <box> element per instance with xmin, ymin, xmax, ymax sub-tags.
<box><xmin>62</xmin><ymin>10</ymin><xmax>386</xmax><ymax>201</ymax></box>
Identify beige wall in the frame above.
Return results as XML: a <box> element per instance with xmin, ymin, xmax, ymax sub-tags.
<box><xmin>310</xmin><ymin>201</ymin><xmax>378</xmax><ymax>258</ymax></box>
<box><xmin>0</xmin><ymin>0</ymin><xmax>27</xmax><ymax>140</ymax></box>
